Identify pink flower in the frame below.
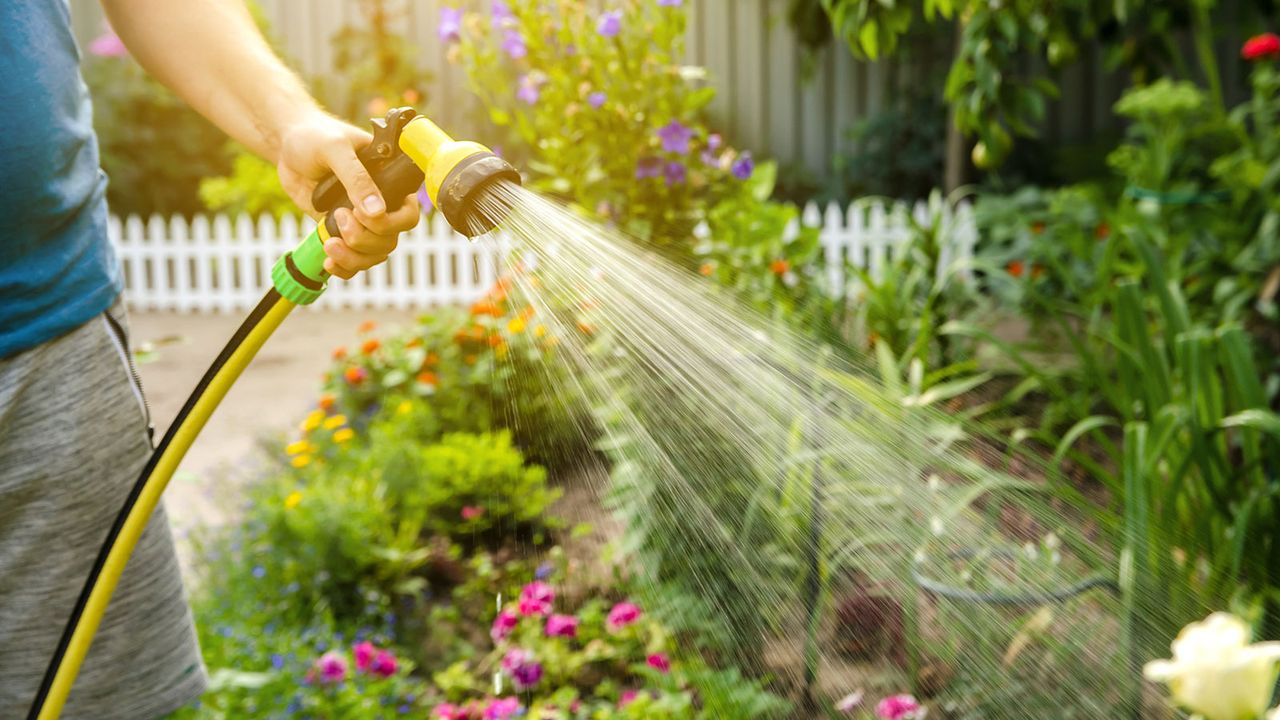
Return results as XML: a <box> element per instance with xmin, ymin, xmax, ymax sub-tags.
<box><xmin>606</xmin><ymin>601</ymin><xmax>642</xmax><ymax>632</ymax></box>
<box><xmin>433</xmin><ymin>703</ymin><xmax>460</xmax><ymax>719</ymax></box>
<box><xmin>490</xmin><ymin>610</ymin><xmax>519</xmax><ymax>643</ymax></box>
<box><xmin>835</xmin><ymin>690</ymin><xmax>865</xmax><ymax>713</ymax></box>
<box><xmin>352</xmin><ymin>641</ymin><xmax>375</xmax><ymax>672</ymax></box>
<box><xmin>312</xmin><ymin>651</ymin><xmax>348</xmax><ymax>684</ymax></box>
<box><xmin>545</xmin><ymin>614</ymin><xmax>579</xmax><ymax>638</ymax></box>
<box><xmin>461</xmin><ymin>505</ymin><xmax>485</xmax><ymax>520</ymax></box>
<box><xmin>370</xmin><ymin>649</ymin><xmax>398</xmax><ymax>678</ymax></box>
<box><xmin>646</xmin><ymin>653</ymin><xmax>671</xmax><ymax>673</ymax></box>
<box><xmin>619</xmin><ymin>690</ymin><xmax>639</xmax><ymax>707</ymax></box>
<box><xmin>485</xmin><ymin>697</ymin><xmax>523</xmax><ymax>719</ymax></box>
<box><xmin>1242</xmin><ymin>33</ymin><xmax>1280</xmax><ymax>60</ymax></box>
<box><xmin>517</xmin><ymin>581</ymin><xmax>554</xmax><ymax>617</ymax></box>
<box><xmin>876</xmin><ymin>694</ymin><xmax>925</xmax><ymax>720</ymax></box>
<box><xmin>88</xmin><ymin>31</ymin><xmax>127</xmax><ymax>58</ymax></box>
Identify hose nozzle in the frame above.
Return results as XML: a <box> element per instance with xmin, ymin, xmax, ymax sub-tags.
<box><xmin>399</xmin><ymin>116</ymin><xmax>520</xmax><ymax>236</ymax></box>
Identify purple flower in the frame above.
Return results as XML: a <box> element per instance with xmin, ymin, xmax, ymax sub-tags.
<box><xmin>500</xmin><ymin>649</ymin><xmax>543</xmax><ymax>690</ymax></box>
<box><xmin>516</xmin><ymin>74</ymin><xmax>542</xmax><ymax>105</ymax></box>
<box><xmin>535</xmin><ymin>562</ymin><xmax>554</xmax><ymax>579</ymax></box>
<box><xmin>353</xmin><ymin>641</ymin><xmax>376</xmax><ymax>672</ymax></box>
<box><xmin>439</xmin><ymin>7</ymin><xmax>463</xmax><ymax>43</ymax></box>
<box><xmin>606</xmin><ymin>601</ymin><xmax>642</xmax><ymax>632</ymax></box>
<box><xmin>545</xmin><ymin>614</ymin><xmax>579</xmax><ymax>638</ymax></box>
<box><xmin>491</xmin><ymin>0</ymin><xmax>514</xmax><ymax>26</ymax></box>
<box><xmin>416</xmin><ymin>184</ymin><xmax>434</xmax><ymax>214</ymax></box>
<box><xmin>485</xmin><ymin>698</ymin><xmax>523</xmax><ymax>720</ymax></box>
<box><xmin>312</xmin><ymin>651</ymin><xmax>348</xmax><ymax>684</ymax></box>
<box><xmin>664</xmin><ymin>161</ymin><xmax>687</xmax><ymax>186</ymax></box>
<box><xmin>635</xmin><ymin>157</ymin><xmax>662</xmax><ymax>179</ymax></box>
<box><xmin>707</xmin><ymin>133</ymin><xmax>723</xmax><ymax>151</ymax></box>
<box><xmin>518</xmin><ymin>581</ymin><xmax>554</xmax><ymax>616</ymax></box>
<box><xmin>588</xmin><ymin>91</ymin><xmax>607</xmax><ymax>109</ymax></box>
<box><xmin>370</xmin><ymin>649</ymin><xmax>398</xmax><ymax>678</ymax></box>
<box><xmin>501</xmin><ymin>30</ymin><xmax>527</xmax><ymax>59</ymax></box>
<box><xmin>490</xmin><ymin>610</ymin><xmax>518</xmax><ymax>643</ymax></box>
<box><xmin>88</xmin><ymin>31</ymin><xmax>127</xmax><ymax>58</ymax></box>
<box><xmin>657</xmin><ymin>120</ymin><xmax>695</xmax><ymax>154</ymax></box>
<box><xmin>658</xmin><ymin>0</ymin><xmax>683</xmax><ymax>5</ymax></box>
<box><xmin>732</xmin><ymin>152</ymin><xmax>755</xmax><ymax>180</ymax></box>
<box><xmin>598</xmin><ymin>11</ymin><xmax>622</xmax><ymax>37</ymax></box>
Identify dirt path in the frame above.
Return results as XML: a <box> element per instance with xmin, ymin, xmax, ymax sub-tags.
<box><xmin>129</xmin><ymin>308</ymin><xmax>420</xmax><ymax>564</ymax></box>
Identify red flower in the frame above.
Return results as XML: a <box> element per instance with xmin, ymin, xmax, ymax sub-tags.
<box><xmin>1094</xmin><ymin>222</ymin><xmax>1111</xmax><ymax>241</ymax></box>
<box><xmin>361</xmin><ymin>338</ymin><xmax>380</xmax><ymax>354</ymax></box>
<box><xmin>769</xmin><ymin>259</ymin><xmax>790</xmax><ymax>275</ymax></box>
<box><xmin>344</xmin><ymin>366</ymin><xmax>367</xmax><ymax>385</ymax></box>
<box><xmin>1242</xmin><ymin>33</ymin><xmax>1280</xmax><ymax>60</ymax></box>
<box><xmin>461</xmin><ymin>506</ymin><xmax>484</xmax><ymax>521</ymax></box>
<box><xmin>1007</xmin><ymin>260</ymin><xmax>1026</xmax><ymax>278</ymax></box>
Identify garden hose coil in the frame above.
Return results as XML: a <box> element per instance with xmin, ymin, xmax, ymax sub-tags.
<box><xmin>28</xmin><ymin>107</ymin><xmax>519</xmax><ymax>720</ymax></box>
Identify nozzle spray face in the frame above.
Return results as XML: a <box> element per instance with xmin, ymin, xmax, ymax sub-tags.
<box><xmin>436</xmin><ymin>153</ymin><xmax>520</xmax><ymax>236</ymax></box>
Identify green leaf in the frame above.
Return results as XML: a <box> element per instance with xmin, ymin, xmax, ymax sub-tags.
<box><xmin>859</xmin><ymin>20</ymin><xmax>880</xmax><ymax>59</ymax></box>
<box><xmin>1222</xmin><ymin>409</ymin><xmax>1280</xmax><ymax>438</ymax></box>
<box><xmin>206</xmin><ymin>668</ymin><xmax>274</xmax><ymax>691</ymax></box>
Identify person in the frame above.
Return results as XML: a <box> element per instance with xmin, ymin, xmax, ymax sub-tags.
<box><xmin>0</xmin><ymin>1</ymin><xmax>421</xmax><ymax>717</ymax></box>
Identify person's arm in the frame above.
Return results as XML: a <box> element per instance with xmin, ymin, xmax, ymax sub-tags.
<box><xmin>100</xmin><ymin>0</ymin><xmax>418</xmax><ymax>279</ymax></box>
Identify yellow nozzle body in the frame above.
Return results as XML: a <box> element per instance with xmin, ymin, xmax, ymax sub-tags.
<box><xmin>399</xmin><ymin>117</ymin><xmax>489</xmax><ymax>204</ymax></box>
<box><xmin>399</xmin><ymin>116</ymin><xmax>519</xmax><ymax>235</ymax></box>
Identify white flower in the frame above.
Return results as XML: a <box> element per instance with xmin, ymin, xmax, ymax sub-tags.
<box><xmin>1144</xmin><ymin>613</ymin><xmax>1280</xmax><ymax>720</ymax></box>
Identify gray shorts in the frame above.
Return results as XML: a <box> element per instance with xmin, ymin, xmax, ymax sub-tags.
<box><xmin>0</xmin><ymin>298</ymin><xmax>206</xmax><ymax>719</ymax></box>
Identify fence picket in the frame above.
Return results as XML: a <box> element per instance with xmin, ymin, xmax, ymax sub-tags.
<box><xmin>110</xmin><ymin>202</ymin><xmax>977</xmax><ymax>312</ymax></box>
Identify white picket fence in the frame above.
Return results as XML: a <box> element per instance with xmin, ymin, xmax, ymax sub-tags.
<box><xmin>109</xmin><ymin>200</ymin><xmax>976</xmax><ymax>313</ymax></box>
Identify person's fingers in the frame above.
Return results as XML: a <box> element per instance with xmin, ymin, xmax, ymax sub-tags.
<box><xmin>319</xmin><ymin>138</ymin><xmax>387</xmax><ymax>219</ymax></box>
<box><xmin>350</xmin><ymin>188</ymin><xmax>420</xmax><ymax>234</ymax></box>
<box><xmin>323</xmin><ymin>258</ymin><xmax>356</xmax><ymax>280</ymax></box>
<box><xmin>332</xmin><ymin>209</ymin><xmax>400</xmax><ymax>257</ymax></box>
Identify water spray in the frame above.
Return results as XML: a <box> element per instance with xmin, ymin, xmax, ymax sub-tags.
<box><xmin>27</xmin><ymin>107</ymin><xmax>518</xmax><ymax>720</ymax></box>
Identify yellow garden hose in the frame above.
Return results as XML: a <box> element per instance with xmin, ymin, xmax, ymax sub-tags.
<box><xmin>26</xmin><ymin>107</ymin><xmax>518</xmax><ymax>719</ymax></box>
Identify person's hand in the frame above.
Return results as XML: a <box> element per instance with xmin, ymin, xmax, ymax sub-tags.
<box><xmin>276</xmin><ymin>113</ymin><xmax>421</xmax><ymax>279</ymax></box>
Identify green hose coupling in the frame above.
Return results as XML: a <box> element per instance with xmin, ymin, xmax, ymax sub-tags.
<box><xmin>271</xmin><ymin>225</ymin><xmax>330</xmax><ymax>305</ymax></box>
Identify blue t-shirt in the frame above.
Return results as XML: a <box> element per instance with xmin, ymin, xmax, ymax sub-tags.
<box><xmin>0</xmin><ymin>0</ymin><xmax>122</xmax><ymax>359</ymax></box>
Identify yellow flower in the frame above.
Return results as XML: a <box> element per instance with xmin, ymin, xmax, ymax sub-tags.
<box><xmin>284</xmin><ymin>491</ymin><xmax>302</xmax><ymax>509</ymax></box>
<box><xmin>285</xmin><ymin>440</ymin><xmax>310</xmax><ymax>456</ymax></box>
<box><xmin>1145</xmin><ymin>612</ymin><xmax>1280</xmax><ymax>720</ymax></box>
<box><xmin>323</xmin><ymin>414</ymin><xmax>348</xmax><ymax>431</ymax></box>
<box><xmin>290</xmin><ymin>454</ymin><xmax>312</xmax><ymax>468</ymax></box>
<box><xmin>397</xmin><ymin>400</ymin><xmax>412</xmax><ymax>416</ymax></box>
<box><xmin>333</xmin><ymin>428</ymin><xmax>355</xmax><ymax>443</ymax></box>
<box><xmin>494</xmin><ymin>343</ymin><xmax>509</xmax><ymax>360</ymax></box>
<box><xmin>301</xmin><ymin>410</ymin><xmax>325</xmax><ymax>433</ymax></box>
<box><xmin>533</xmin><ymin>324</ymin><xmax>547</xmax><ymax>338</ymax></box>
<box><xmin>507</xmin><ymin>318</ymin><xmax>526</xmax><ymax>334</ymax></box>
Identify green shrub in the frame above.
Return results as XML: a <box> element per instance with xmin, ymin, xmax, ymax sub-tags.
<box><xmin>445</xmin><ymin>0</ymin><xmax>757</xmax><ymax>254</ymax></box>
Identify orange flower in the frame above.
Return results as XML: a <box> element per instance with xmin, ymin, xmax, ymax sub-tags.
<box><xmin>1007</xmin><ymin>260</ymin><xmax>1026</xmax><ymax>278</ymax></box>
<box><xmin>699</xmin><ymin>263</ymin><xmax>714</xmax><ymax>276</ymax></box>
<box><xmin>769</xmin><ymin>259</ymin><xmax>790</xmax><ymax>275</ymax></box>
<box><xmin>332</xmin><ymin>346</ymin><xmax>347</xmax><ymax>360</ymax></box>
<box><xmin>1031</xmin><ymin>222</ymin><xmax>1046</xmax><ymax>235</ymax></box>
<box><xmin>358</xmin><ymin>320</ymin><xmax>377</xmax><ymax>333</ymax></box>
<box><xmin>424</xmin><ymin>351</ymin><xmax>440</xmax><ymax>367</ymax></box>
<box><xmin>417</xmin><ymin>371</ymin><xmax>438</xmax><ymax>386</ymax></box>
<box><xmin>1095</xmin><ymin>222</ymin><xmax>1110</xmax><ymax>241</ymax></box>
<box><xmin>519</xmin><ymin>306</ymin><xmax>536</xmax><ymax>321</ymax></box>
<box><xmin>318</xmin><ymin>394</ymin><xmax>336</xmax><ymax>411</ymax></box>
<box><xmin>463</xmin><ymin>354</ymin><xmax>477</xmax><ymax>365</ymax></box>
<box><xmin>343</xmin><ymin>366</ymin><xmax>367</xmax><ymax>385</ymax></box>
<box><xmin>494</xmin><ymin>276</ymin><xmax>514</xmax><ymax>293</ymax></box>
<box><xmin>577</xmin><ymin>320</ymin><xmax>596</xmax><ymax>335</ymax></box>
<box><xmin>487</xmin><ymin>334</ymin><xmax>504</xmax><ymax>347</ymax></box>
<box><xmin>361</xmin><ymin>338</ymin><xmax>380</xmax><ymax>354</ymax></box>
<box><xmin>406</xmin><ymin>337</ymin><xmax>423</xmax><ymax>348</ymax></box>
<box><xmin>403</xmin><ymin>88</ymin><xmax>421</xmax><ymax>104</ymax></box>
<box><xmin>470</xmin><ymin>300</ymin><xmax>502</xmax><ymax>317</ymax></box>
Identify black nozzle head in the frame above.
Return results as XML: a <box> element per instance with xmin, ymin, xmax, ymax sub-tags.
<box><xmin>438</xmin><ymin>152</ymin><xmax>522</xmax><ymax>237</ymax></box>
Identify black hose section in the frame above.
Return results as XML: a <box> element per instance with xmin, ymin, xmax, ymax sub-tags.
<box><xmin>910</xmin><ymin>547</ymin><xmax>1121</xmax><ymax>608</ymax></box>
<box><xmin>27</xmin><ymin>288</ymin><xmax>285</xmax><ymax>720</ymax></box>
